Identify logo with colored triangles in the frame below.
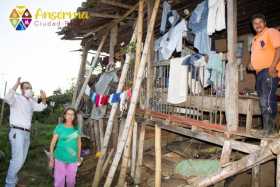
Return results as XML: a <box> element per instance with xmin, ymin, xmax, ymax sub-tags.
<box><xmin>9</xmin><ymin>6</ymin><xmax>32</xmax><ymax>31</ymax></box>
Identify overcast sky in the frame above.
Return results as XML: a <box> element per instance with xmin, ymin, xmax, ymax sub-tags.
<box><xmin>0</xmin><ymin>0</ymin><xmax>87</xmax><ymax>98</ymax></box>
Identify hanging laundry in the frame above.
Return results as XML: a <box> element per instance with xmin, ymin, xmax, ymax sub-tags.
<box><xmin>167</xmin><ymin>57</ymin><xmax>188</xmax><ymax>104</ymax></box>
<box><xmin>126</xmin><ymin>88</ymin><xmax>132</xmax><ymax>98</ymax></box>
<box><xmin>91</xmin><ymin>70</ymin><xmax>119</xmax><ymax>120</ymax></box>
<box><xmin>91</xmin><ymin>92</ymin><xmax>96</xmax><ymax>103</ymax></box>
<box><xmin>207</xmin><ymin>51</ymin><xmax>225</xmax><ymax>93</ymax></box>
<box><xmin>189</xmin><ymin>0</ymin><xmax>211</xmax><ymax>54</ymax></box>
<box><xmin>95</xmin><ymin>70</ymin><xmax>119</xmax><ymax>95</ymax></box>
<box><xmin>182</xmin><ymin>54</ymin><xmax>210</xmax><ymax>88</ymax></box>
<box><xmin>120</xmin><ymin>91</ymin><xmax>128</xmax><ymax>112</ymax></box>
<box><xmin>85</xmin><ymin>85</ymin><xmax>91</xmax><ymax>97</ymax></box>
<box><xmin>100</xmin><ymin>95</ymin><xmax>109</xmax><ymax>105</ymax></box>
<box><xmin>156</xmin><ymin>19</ymin><xmax>188</xmax><ymax>60</ymax></box>
<box><xmin>109</xmin><ymin>92</ymin><xmax>121</xmax><ymax>104</ymax></box>
<box><xmin>207</xmin><ymin>0</ymin><xmax>226</xmax><ymax>35</ymax></box>
<box><xmin>160</xmin><ymin>1</ymin><xmax>180</xmax><ymax>35</ymax></box>
<box><xmin>95</xmin><ymin>94</ymin><xmax>101</xmax><ymax>107</ymax></box>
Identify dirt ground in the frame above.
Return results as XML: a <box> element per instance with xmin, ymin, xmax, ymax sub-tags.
<box><xmin>0</xmin><ymin>124</ymin><xmax>277</xmax><ymax>187</ymax></box>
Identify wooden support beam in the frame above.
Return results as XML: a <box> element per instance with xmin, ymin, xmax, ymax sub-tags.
<box><xmin>84</xmin><ymin>2</ymin><xmax>139</xmax><ymax>37</ymax></box>
<box><xmin>246</xmin><ymin>99</ymin><xmax>253</xmax><ymax>131</ymax></box>
<box><xmin>77</xmin><ymin>113</ymin><xmax>84</xmax><ymax>136</ymax></box>
<box><xmin>130</xmin><ymin>121</ymin><xmax>138</xmax><ymax>178</ymax></box>
<box><xmin>91</xmin><ymin>23</ymin><xmax>138</xmax><ymax>187</ymax></box>
<box><xmin>100</xmin><ymin>0</ymin><xmax>134</xmax><ymax>9</ymax></box>
<box><xmin>72</xmin><ymin>47</ymin><xmax>88</xmax><ymax>106</ymax></box>
<box><xmin>252</xmin><ymin>165</ymin><xmax>260</xmax><ymax>187</ymax></box>
<box><xmin>277</xmin><ymin>154</ymin><xmax>280</xmax><ymax>187</ymax></box>
<box><xmin>117</xmin><ymin>123</ymin><xmax>134</xmax><ymax>187</ymax></box>
<box><xmin>147</xmin><ymin>120</ymin><xmax>260</xmax><ymax>154</ymax></box>
<box><xmin>155</xmin><ymin>125</ymin><xmax>161</xmax><ymax>187</ymax></box>
<box><xmin>220</xmin><ymin>140</ymin><xmax>232</xmax><ymax>166</ymax></box>
<box><xmin>104</xmin><ymin>0</ymin><xmax>160</xmax><ymax>186</ymax></box>
<box><xmin>146</xmin><ymin>0</ymin><xmax>154</xmax><ymax>110</ymax></box>
<box><xmin>134</xmin><ymin>125</ymin><xmax>146</xmax><ymax>186</ymax></box>
<box><xmin>191</xmin><ymin>139</ymin><xmax>280</xmax><ymax>187</ymax></box>
<box><xmin>225</xmin><ymin>0</ymin><xmax>239</xmax><ymax>131</ymax></box>
<box><xmin>109</xmin><ymin>25</ymin><xmax>118</xmax><ymax>65</ymax></box>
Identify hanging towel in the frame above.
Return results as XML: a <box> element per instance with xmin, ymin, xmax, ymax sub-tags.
<box><xmin>167</xmin><ymin>57</ymin><xmax>188</xmax><ymax>104</ymax></box>
<box><xmin>120</xmin><ymin>92</ymin><xmax>128</xmax><ymax>112</ymax></box>
<box><xmin>91</xmin><ymin>92</ymin><xmax>96</xmax><ymax>103</ymax></box>
<box><xmin>207</xmin><ymin>0</ymin><xmax>226</xmax><ymax>35</ymax></box>
<box><xmin>95</xmin><ymin>94</ymin><xmax>100</xmax><ymax>107</ymax></box>
<box><xmin>126</xmin><ymin>88</ymin><xmax>132</xmax><ymax>98</ymax></box>
<box><xmin>100</xmin><ymin>95</ymin><xmax>109</xmax><ymax>105</ymax></box>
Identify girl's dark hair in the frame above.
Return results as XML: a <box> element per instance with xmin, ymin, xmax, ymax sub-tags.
<box><xmin>62</xmin><ymin>107</ymin><xmax>78</xmax><ymax>128</ymax></box>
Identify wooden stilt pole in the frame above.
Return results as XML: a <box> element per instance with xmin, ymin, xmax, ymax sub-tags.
<box><xmin>130</xmin><ymin>121</ymin><xmax>138</xmax><ymax>178</ymax></box>
<box><xmin>102</xmin><ymin>149</ymin><xmax>115</xmax><ymax>175</ymax></box>
<box><xmin>252</xmin><ymin>165</ymin><xmax>260</xmax><ymax>187</ymax></box>
<box><xmin>146</xmin><ymin>0</ymin><xmax>154</xmax><ymax>110</ymax></box>
<box><xmin>117</xmin><ymin>123</ymin><xmax>134</xmax><ymax>187</ymax></box>
<box><xmin>134</xmin><ymin>125</ymin><xmax>146</xmax><ymax>186</ymax></box>
<box><xmin>93</xmin><ymin>120</ymin><xmax>101</xmax><ymax>151</ymax></box>
<box><xmin>155</xmin><ymin>125</ymin><xmax>161</xmax><ymax>187</ymax></box>
<box><xmin>104</xmin><ymin>0</ymin><xmax>160</xmax><ymax>186</ymax></box>
<box><xmin>99</xmin><ymin>119</ymin><xmax>104</xmax><ymax>146</ymax></box>
<box><xmin>277</xmin><ymin>154</ymin><xmax>280</xmax><ymax>187</ymax></box>
<box><xmin>77</xmin><ymin>113</ymin><xmax>84</xmax><ymax>136</ymax></box>
<box><xmin>220</xmin><ymin>140</ymin><xmax>232</xmax><ymax>166</ymax></box>
<box><xmin>91</xmin><ymin>23</ymin><xmax>138</xmax><ymax>187</ymax></box>
<box><xmin>72</xmin><ymin>47</ymin><xmax>88</xmax><ymax>106</ymax></box>
<box><xmin>225</xmin><ymin>0</ymin><xmax>238</xmax><ymax>131</ymax></box>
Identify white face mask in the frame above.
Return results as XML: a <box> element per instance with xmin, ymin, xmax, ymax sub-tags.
<box><xmin>24</xmin><ymin>89</ymin><xmax>33</xmax><ymax>98</ymax></box>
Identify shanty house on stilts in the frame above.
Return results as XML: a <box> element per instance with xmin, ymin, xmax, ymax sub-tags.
<box><xmin>58</xmin><ymin>0</ymin><xmax>280</xmax><ymax>186</ymax></box>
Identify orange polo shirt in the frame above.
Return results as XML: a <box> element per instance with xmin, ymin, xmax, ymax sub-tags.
<box><xmin>251</xmin><ymin>27</ymin><xmax>280</xmax><ymax>77</ymax></box>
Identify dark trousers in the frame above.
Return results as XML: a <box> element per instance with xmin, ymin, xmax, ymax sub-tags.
<box><xmin>256</xmin><ymin>69</ymin><xmax>279</xmax><ymax>133</ymax></box>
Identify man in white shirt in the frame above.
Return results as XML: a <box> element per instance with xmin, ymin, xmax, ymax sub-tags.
<box><xmin>4</xmin><ymin>77</ymin><xmax>47</xmax><ymax>187</ymax></box>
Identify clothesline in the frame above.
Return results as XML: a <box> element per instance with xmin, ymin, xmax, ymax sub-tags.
<box><xmin>88</xmin><ymin>88</ymin><xmax>132</xmax><ymax>108</ymax></box>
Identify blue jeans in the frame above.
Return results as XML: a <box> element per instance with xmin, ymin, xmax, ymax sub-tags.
<box><xmin>256</xmin><ymin>69</ymin><xmax>279</xmax><ymax>133</ymax></box>
<box><xmin>5</xmin><ymin>128</ymin><xmax>30</xmax><ymax>187</ymax></box>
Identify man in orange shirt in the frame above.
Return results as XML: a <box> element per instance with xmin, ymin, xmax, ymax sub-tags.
<box><xmin>249</xmin><ymin>14</ymin><xmax>280</xmax><ymax>135</ymax></box>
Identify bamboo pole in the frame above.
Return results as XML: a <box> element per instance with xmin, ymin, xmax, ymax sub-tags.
<box><xmin>225</xmin><ymin>0</ymin><xmax>239</xmax><ymax>131</ymax></box>
<box><xmin>77</xmin><ymin>113</ymin><xmax>84</xmax><ymax>136</ymax></box>
<box><xmin>74</xmin><ymin>34</ymin><xmax>108</xmax><ymax>110</ymax></box>
<box><xmin>93</xmin><ymin>120</ymin><xmax>101</xmax><ymax>151</ymax></box>
<box><xmin>117</xmin><ymin>0</ymin><xmax>144</xmax><ymax>182</ymax></box>
<box><xmin>252</xmin><ymin>165</ymin><xmax>260</xmax><ymax>187</ymax></box>
<box><xmin>102</xmin><ymin>149</ymin><xmax>115</xmax><ymax>175</ymax></box>
<box><xmin>277</xmin><ymin>154</ymin><xmax>280</xmax><ymax>187</ymax></box>
<box><xmin>117</xmin><ymin>123</ymin><xmax>134</xmax><ymax>187</ymax></box>
<box><xmin>130</xmin><ymin>121</ymin><xmax>138</xmax><ymax>178</ymax></box>
<box><xmin>134</xmin><ymin>125</ymin><xmax>146</xmax><ymax>186</ymax></box>
<box><xmin>109</xmin><ymin>25</ymin><xmax>118</xmax><ymax>65</ymax></box>
<box><xmin>192</xmin><ymin>139</ymin><xmax>280</xmax><ymax>187</ymax></box>
<box><xmin>146</xmin><ymin>0</ymin><xmax>154</xmax><ymax>110</ymax></box>
<box><xmin>131</xmin><ymin>0</ymin><xmax>144</xmax><ymax>179</ymax></box>
<box><xmin>220</xmin><ymin>140</ymin><xmax>232</xmax><ymax>166</ymax></box>
<box><xmin>155</xmin><ymin>125</ymin><xmax>161</xmax><ymax>187</ymax></box>
<box><xmin>91</xmin><ymin>24</ymin><xmax>138</xmax><ymax>187</ymax></box>
<box><xmin>104</xmin><ymin>0</ymin><xmax>160</xmax><ymax>186</ymax></box>
<box><xmin>72</xmin><ymin>47</ymin><xmax>88</xmax><ymax>106</ymax></box>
